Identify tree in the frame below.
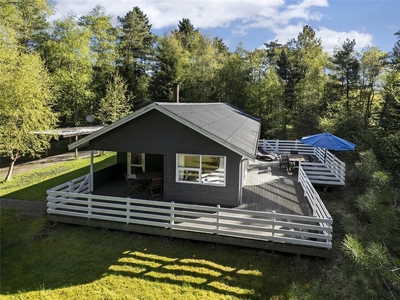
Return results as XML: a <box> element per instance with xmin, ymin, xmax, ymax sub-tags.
<box><xmin>78</xmin><ymin>5</ymin><xmax>120</xmax><ymax>114</ymax></box>
<box><xmin>358</xmin><ymin>47</ymin><xmax>387</xmax><ymax>128</ymax></box>
<box><xmin>173</xmin><ymin>18</ymin><xmax>196</xmax><ymax>50</ymax></box>
<box><xmin>96</xmin><ymin>73</ymin><xmax>132</xmax><ymax>124</ymax></box>
<box><xmin>390</xmin><ymin>30</ymin><xmax>400</xmax><ymax>71</ymax></box>
<box><xmin>117</xmin><ymin>7</ymin><xmax>155</xmax><ymax>108</ymax></box>
<box><xmin>245</xmin><ymin>49</ymin><xmax>284</xmax><ymax>138</ymax></box>
<box><xmin>0</xmin><ymin>40</ymin><xmax>57</xmax><ymax>181</ymax></box>
<box><xmin>330</xmin><ymin>38</ymin><xmax>360</xmax><ymax>107</ymax></box>
<box><xmin>44</xmin><ymin>14</ymin><xmax>93</xmax><ymax>126</ymax></box>
<box><xmin>291</xmin><ymin>25</ymin><xmax>328</xmax><ymax>137</ymax></box>
<box><xmin>0</xmin><ymin>0</ymin><xmax>52</xmax><ymax>51</ymax></box>
<box><xmin>149</xmin><ymin>33</ymin><xmax>188</xmax><ymax>102</ymax></box>
<box><xmin>218</xmin><ymin>46</ymin><xmax>249</xmax><ymax>109</ymax></box>
<box><xmin>323</xmin><ymin>39</ymin><xmax>362</xmax><ymax>139</ymax></box>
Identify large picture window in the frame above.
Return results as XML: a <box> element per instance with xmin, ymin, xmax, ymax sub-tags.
<box><xmin>176</xmin><ymin>154</ymin><xmax>226</xmax><ymax>186</ymax></box>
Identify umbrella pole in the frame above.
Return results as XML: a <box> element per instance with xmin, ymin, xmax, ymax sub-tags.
<box><xmin>324</xmin><ymin>149</ymin><xmax>327</xmax><ymax>163</ymax></box>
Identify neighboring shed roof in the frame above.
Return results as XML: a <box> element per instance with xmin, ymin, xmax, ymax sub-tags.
<box><xmin>34</xmin><ymin>126</ymin><xmax>104</xmax><ymax>138</ymax></box>
<box><xmin>69</xmin><ymin>103</ymin><xmax>261</xmax><ymax>158</ymax></box>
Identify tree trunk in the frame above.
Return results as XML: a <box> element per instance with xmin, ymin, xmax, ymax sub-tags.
<box><xmin>5</xmin><ymin>159</ymin><xmax>16</xmax><ymax>181</ymax></box>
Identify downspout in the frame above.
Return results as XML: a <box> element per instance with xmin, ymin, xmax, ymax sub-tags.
<box><xmin>238</xmin><ymin>157</ymin><xmax>248</xmax><ymax>205</ymax></box>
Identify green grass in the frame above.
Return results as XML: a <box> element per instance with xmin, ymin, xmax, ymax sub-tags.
<box><xmin>0</xmin><ymin>153</ymin><xmax>116</xmax><ymax>201</ymax></box>
<box><xmin>0</xmin><ymin>152</ymin><xmax>327</xmax><ymax>299</ymax></box>
<box><xmin>0</xmin><ymin>208</ymin><xmax>323</xmax><ymax>299</ymax></box>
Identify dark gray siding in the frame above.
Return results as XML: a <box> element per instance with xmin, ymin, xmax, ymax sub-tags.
<box><xmin>90</xmin><ymin>110</ymin><xmax>242</xmax><ymax>206</ymax></box>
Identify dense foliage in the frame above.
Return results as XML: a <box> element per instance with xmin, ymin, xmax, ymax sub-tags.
<box><xmin>1</xmin><ymin>2</ymin><xmax>399</xmax><ymax>297</ymax></box>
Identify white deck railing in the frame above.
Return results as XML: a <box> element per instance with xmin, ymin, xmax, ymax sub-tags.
<box><xmin>258</xmin><ymin>139</ymin><xmax>346</xmax><ymax>186</ymax></box>
<box><xmin>46</xmin><ymin>139</ymin><xmax>338</xmax><ymax>251</ymax></box>
<box><xmin>47</xmin><ymin>187</ymin><xmax>332</xmax><ymax>250</ymax></box>
<box><xmin>258</xmin><ymin>139</ymin><xmax>336</xmax><ymax>235</ymax></box>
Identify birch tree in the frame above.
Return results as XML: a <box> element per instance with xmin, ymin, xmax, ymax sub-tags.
<box><xmin>0</xmin><ymin>41</ymin><xmax>57</xmax><ymax>181</ymax></box>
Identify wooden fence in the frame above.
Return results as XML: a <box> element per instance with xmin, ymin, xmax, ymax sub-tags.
<box><xmin>47</xmin><ymin>176</ymin><xmax>332</xmax><ymax>250</ymax></box>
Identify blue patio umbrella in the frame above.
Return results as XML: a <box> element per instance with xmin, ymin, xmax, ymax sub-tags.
<box><xmin>300</xmin><ymin>132</ymin><xmax>356</xmax><ymax>162</ymax></box>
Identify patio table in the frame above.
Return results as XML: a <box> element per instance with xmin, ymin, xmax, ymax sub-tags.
<box><xmin>137</xmin><ymin>171</ymin><xmax>163</xmax><ymax>181</ymax></box>
<box><xmin>288</xmin><ymin>154</ymin><xmax>305</xmax><ymax>170</ymax></box>
<box><xmin>288</xmin><ymin>154</ymin><xmax>305</xmax><ymax>163</ymax></box>
<box><xmin>137</xmin><ymin>171</ymin><xmax>163</xmax><ymax>193</ymax></box>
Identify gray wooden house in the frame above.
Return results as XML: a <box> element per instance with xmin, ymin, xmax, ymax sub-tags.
<box><xmin>69</xmin><ymin>102</ymin><xmax>261</xmax><ymax>207</ymax></box>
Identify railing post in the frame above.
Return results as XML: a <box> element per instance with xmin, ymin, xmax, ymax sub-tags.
<box><xmin>216</xmin><ymin>205</ymin><xmax>220</xmax><ymax>235</ymax></box>
<box><xmin>272</xmin><ymin>211</ymin><xmax>276</xmax><ymax>237</ymax></box>
<box><xmin>69</xmin><ymin>181</ymin><xmax>74</xmax><ymax>193</ymax></box>
<box><xmin>88</xmin><ymin>196</ymin><xmax>92</xmax><ymax>219</ymax></box>
<box><xmin>126</xmin><ymin>197</ymin><xmax>130</xmax><ymax>224</ymax></box>
<box><xmin>170</xmin><ymin>201</ymin><xmax>175</xmax><ymax>228</ymax></box>
<box><xmin>275</xmin><ymin>140</ymin><xmax>279</xmax><ymax>153</ymax></box>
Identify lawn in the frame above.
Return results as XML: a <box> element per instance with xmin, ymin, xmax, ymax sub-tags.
<box><xmin>0</xmin><ymin>208</ymin><xmax>324</xmax><ymax>299</ymax></box>
<box><xmin>0</xmin><ymin>152</ymin><xmax>327</xmax><ymax>299</ymax></box>
<box><xmin>0</xmin><ymin>152</ymin><xmax>116</xmax><ymax>201</ymax></box>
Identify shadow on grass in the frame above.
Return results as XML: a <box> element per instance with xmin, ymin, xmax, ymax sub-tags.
<box><xmin>0</xmin><ymin>211</ymin><xmax>319</xmax><ymax>299</ymax></box>
<box><xmin>1</xmin><ymin>166</ymin><xmax>90</xmax><ymax>201</ymax></box>
<box><xmin>1</xmin><ymin>155</ymin><xmax>115</xmax><ymax>201</ymax></box>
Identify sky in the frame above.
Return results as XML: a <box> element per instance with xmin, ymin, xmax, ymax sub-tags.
<box><xmin>51</xmin><ymin>0</ymin><xmax>400</xmax><ymax>53</ymax></box>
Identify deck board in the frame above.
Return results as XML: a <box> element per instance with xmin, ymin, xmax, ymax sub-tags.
<box><xmin>240</xmin><ymin>159</ymin><xmax>311</xmax><ymax>216</ymax></box>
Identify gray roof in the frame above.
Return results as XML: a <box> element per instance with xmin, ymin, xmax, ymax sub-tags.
<box><xmin>69</xmin><ymin>102</ymin><xmax>261</xmax><ymax>158</ymax></box>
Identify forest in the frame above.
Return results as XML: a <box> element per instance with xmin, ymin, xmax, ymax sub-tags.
<box><xmin>0</xmin><ymin>1</ymin><xmax>399</xmax><ymax>298</ymax></box>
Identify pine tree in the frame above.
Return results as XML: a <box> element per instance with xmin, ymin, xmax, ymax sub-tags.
<box><xmin>117</xmin><ymin>7</ymin><xmax>155</xmax><ymax>108</ymax></box>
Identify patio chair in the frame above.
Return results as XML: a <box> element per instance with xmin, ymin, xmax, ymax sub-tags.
<box><xmin>124</xmin><ymin>173</ymin><xmax>142</xmax><ymax>195</ymax></box>
<box><xmin>149</xmin><ymin>177</ymin><xmax>163</xmax><ymax>198</ymax></box>
<box><xmin>256</xmin><ymin>147</ymin><xmax>279</xmax><ymax>161</ymax></box>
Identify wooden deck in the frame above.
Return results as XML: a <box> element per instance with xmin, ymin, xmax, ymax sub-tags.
<box><xmin>47</xmin><ymin>159</ymin><xmax>333</xmax><ymax>257</ymax></box>
<box><xmin>240</xmin><ymin>159</ymin><xmax>311</xmax><ymax>216</ymax></box>
<box><xmin>93</xmin><ymin>159</ymin><xmax>311</xmax><ymax>216</ymax></box>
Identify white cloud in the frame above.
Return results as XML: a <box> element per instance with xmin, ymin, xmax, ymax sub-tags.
<box><xmin>50</xmin><ymin>0</ymin><xmax>373</xmax><ymax>52</ymax></box>
<box><xmin>316</xmin><ymin>27</ymin><xmax>373</xmax><ymax>53</ymax></box>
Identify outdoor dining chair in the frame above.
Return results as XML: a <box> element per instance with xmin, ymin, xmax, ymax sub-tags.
<box><xmin>124</xmin><ymin>173</ymin><xmax>142</xmax><ymax>195</ymax></box>
<box><xmin>148</xmin><ymin>177</ymin><xmax>163</xmax><ymax>198</ymax></box>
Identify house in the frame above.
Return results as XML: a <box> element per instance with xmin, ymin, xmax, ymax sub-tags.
<box><xmin>69</xmin><ymin>102</ymin><xmax>261</xmax><ymax>207</ymax></box>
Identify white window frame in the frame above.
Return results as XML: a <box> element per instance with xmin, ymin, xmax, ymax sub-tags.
<box><xmin>176</xmin><ymin>154</ymin><xmax>226</xmax><ymax>186</ymax></box>
<box><xmin>127</xmin><ymin>153</ymin><xmax>145</xmax><ymax>178</ymax></box>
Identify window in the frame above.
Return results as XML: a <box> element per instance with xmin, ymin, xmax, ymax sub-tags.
<box><xmin>127</xmin><ymin>153</ymin><xmax>145</xmax><ymax>178</ymax></box>
<box><xmin>176</xmin><ymin>154</ymin><xmax>226</xmax><ymax>186</ymax></box>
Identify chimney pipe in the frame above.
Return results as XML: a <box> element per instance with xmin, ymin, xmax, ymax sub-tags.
<box><xmin>173</xmin><ymin>82</ymin><xmax>179</xmax><ymax>103</ymax></box>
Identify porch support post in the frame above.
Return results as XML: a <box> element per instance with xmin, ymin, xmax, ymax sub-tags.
<box><xmin>75</xmin><ymin>136</ymin><xmax>79</xmax><ymax>158</ymax></box>
<box><xmin>90</xmin><ymin>150</ymin><xmax>94</xmax><ymax>192</ymax></box>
